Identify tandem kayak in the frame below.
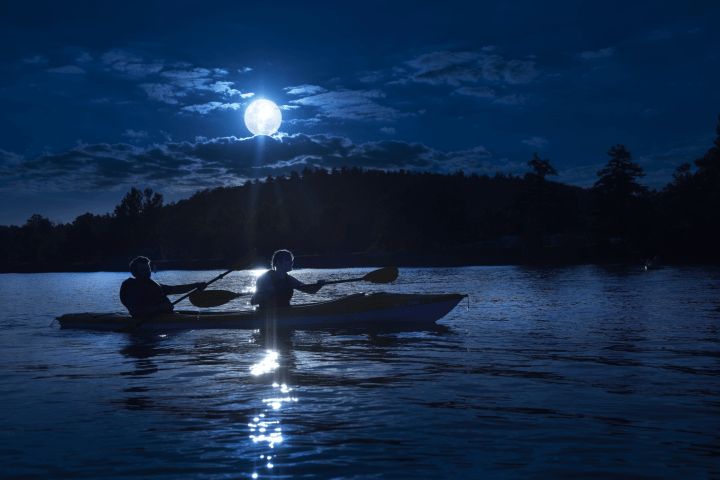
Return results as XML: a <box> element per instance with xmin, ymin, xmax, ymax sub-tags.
<box><xmin>55</xmin><ymin>292</ymin><xmax>468</xmax><ymax>331</ymax></box>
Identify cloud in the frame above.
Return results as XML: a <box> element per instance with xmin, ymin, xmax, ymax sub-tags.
<box><xmin>114</xmin><ymin>63</ymin><xmax>164</xmax><ymax>76</ymax></box>
<box><xmin>0</xmin><ymin>143</ymin><xmax>156</xmax><ymax>192</ymax></box>
<box><xmin>76</xmin><ymin>53</ymin><xmax>93</xmax><ymax>63</ymax></box>
<box><xmin>360</xmin><ymin>71</ymin><xmax>384</xmax><ymax>83</ymax></box>
<box><xmin>402</xmin><ymin>51</ymin><xmax>540</xmax><ymax>86</ymax></box>
<box><xmin>284</xmin><ymin>85</ymin><xmax>326</xmax><ymax>95</ymax></box>
<box><xmin>578</xmin><ymin>47</ymin><xmax>617</xmax><ymax>59</ymax></box>
<box><xmin>101</xmin><ymin>50</ymin><xmax>142</xmax><ymax>65</ymax></box>
<box><xmin>200</xmin><ymin>81</ymin><xmax>247</xmax><ymax>96</ymax></box>
<box><xmin>286</xmin><ymin>118</ymin><xmax>322</xmax><ymax>125</ymax></box>
<box><xmin>155</xmin><ymin>69</ymin><xmax>256</xmax><ymax>99</ymax></box>
<box><xmin>406</xmin><ymin>51</ymin><xmax>481</xmax><ymax>74</ymax></box>
<box><xmin>238</xmin><ymin>67</ymin><xmax>253</xmax><ymax>73</ymax></box>
<box><xmin>0</xmin><ymin>149</ymin><xmax>23</xmax><ymax>166</ymax></box>
<box><xmin>135</xmin><ymin>67</ymin><xmax>252</xmax><ymax>107</ymax></box>
<box><xmin>181</xmin><ymin>102</ymin><xmax>242</xmax><ymax>114</ymax></box>
<box><xmin>403</xmin><ymin>51</ymin><xmax>482</xmax><ymax>86</ymax></box>
<box><xmin>477</xmin><ymin>55</ymin><xmax>540</xmax><ymax>84</ymax></box>
<box><xmin>101</xmin><ymin>50</ymin><xmax>163</xmax><ymax>77</ymax></box>
<box><xmin>122</xmin><ymin>129</ymin><xmax>149</xmax><ymax>138</ymax></box>
<box><xmin>380</xmin><ymin>127</ymin><xmax>396</xmax><ymax>135</ymax></box>
<box><xmin>454</xmin><ymin>86</ymin><xmax>496</xmax><ymax>98</ymax></box>
<box><xmin>279</xmin><ymin>105</ymin><xmax>300</xmax><ymax>110</ymax></box>
<box><xmin>160</xmin><ymin>68</ymin><xmax>212</xmax><ymax>79</ymax></box>
<box><xmin>46</xmin><ymin>65</ymin><xmax>85</xmax><ymax>74</ymax></box>
<box><xmin>0</xmin><ymin>135</ymin><xmax>497</xmax><ymax>193</ymax></box>
<box><xmin>139</xmin><ymin>84</ymin><xmax>184</xmax><ymax>104</ymax></box>
<box><xmin>493</xmin><ymin>94</ymin><xmax>529</xmax><ymax>105</ymax></box>
<box><xmin>21</xmin><ymin>55</ymin><xmax>49</xmax><ymax>65</ymax></box>
<box><xmin>289</xmin><ymin>90</ymin><xmax>409</xmax><ymax>120</ymax></box>
<box><xmin>522</xmin><ymin>137</ymin><xmax>548</xmax><ymax>148</ymax></box>
<box><xmin>638</xmin><ymin>145</ymin><xmax>707</xmax><ymax>166</ymax></box>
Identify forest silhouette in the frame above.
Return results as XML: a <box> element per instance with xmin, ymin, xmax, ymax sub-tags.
<box><xmin>1</xmin><ymin>115</ymin><xmax>718</xmax><ymax>270</ymax></box>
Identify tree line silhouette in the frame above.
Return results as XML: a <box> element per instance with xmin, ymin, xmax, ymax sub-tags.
<box><xmin>1</xmin><ymin>115</ymin><xmax>718</xmax><ymax>268</ymax></box>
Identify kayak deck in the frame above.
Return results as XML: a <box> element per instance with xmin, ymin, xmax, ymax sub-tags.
<box><xmin>55</xmin><ymin>292</ymin><xmax>467</xmax><ymax>331</ymax></box>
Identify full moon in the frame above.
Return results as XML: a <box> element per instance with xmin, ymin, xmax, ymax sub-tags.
<box><xmin>244</xmin><ymin>99</ymin><xmax>282</xmax><ymax>136</ymax></box>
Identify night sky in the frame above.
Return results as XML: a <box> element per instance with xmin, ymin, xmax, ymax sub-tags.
<box><xmin>1</xmin><ymin>0</ymin><xmax>718</xmax><ymax>226</ymax></box>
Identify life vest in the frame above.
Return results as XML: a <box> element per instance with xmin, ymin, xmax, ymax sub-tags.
<box><xmin>120</xmin><ymin>277</ymin><xmax>171</xmax><ymax>317</ymax></box>
<box><xmin>253</xmin><ymin>270</ymin><xmax>294</xmax><ymax>309</ymax></box>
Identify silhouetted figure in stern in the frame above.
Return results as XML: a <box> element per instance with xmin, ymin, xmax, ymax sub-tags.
<box><xmin>120</xmin><ymin>256</ymin><xmax>206</xmax><ymax>317</ymax></box>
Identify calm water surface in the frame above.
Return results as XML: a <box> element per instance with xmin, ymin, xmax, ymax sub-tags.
<box><xmin>1</xmin><ymin>266</ymin><xmax>719</xmax><ymax>479</ymax></box>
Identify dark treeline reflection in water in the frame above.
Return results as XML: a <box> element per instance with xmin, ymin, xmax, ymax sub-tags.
<box><xmin>1</xmin><ymin>266</ymin><xmax>719</xmax><ymax>479</ymax></box>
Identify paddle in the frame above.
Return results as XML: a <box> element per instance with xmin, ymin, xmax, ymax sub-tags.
<box><xmin>188</xmin><ymin>266</ymin><xmax>399</xmax><ymax>308</ymax></box>
<box><xmin>116</xmin><ymin>248</ymin><xmax>257</xmax><ymax>333</ymax></box>
<box><xmin>189</xmin><ymin>289</ymin><xmax>249</xmax><ymax>308</ymax></box>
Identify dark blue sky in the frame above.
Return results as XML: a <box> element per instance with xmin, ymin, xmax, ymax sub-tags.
<box><xmin>1</xmin><ymin>0</ymin><xmax>718</xmax><ymax>225</ymax></box>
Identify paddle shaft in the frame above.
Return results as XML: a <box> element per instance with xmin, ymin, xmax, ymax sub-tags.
<box><xmin>171</xmin><ymin>266</ymin><xmax>236</xmax><ymax>306</ymax></box>
<box><xmin>302</xmin><ymin>277</ymin><xmax>361</xmax><ymax>288</ymax></box>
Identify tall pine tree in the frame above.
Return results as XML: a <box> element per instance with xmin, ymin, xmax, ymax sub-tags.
<box><xmin>593</xmin><ymin>145</ymin><xmax>649</xmax><ymax>245</ymax></box>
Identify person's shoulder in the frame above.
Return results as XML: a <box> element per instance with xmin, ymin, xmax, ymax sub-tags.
<box><xmin>256</xmin><ymin>269</ymin><xmax>274</xmax><ymax>282</ymax></box>
<box><xmin>120</xmin><ymin>277</ymin><xmax>138</xmax><ymax>302</ymax></box>
<box><xmin>286</xmin><ymin>274</ymin><xmax>303</xmax><ymax>286</ymax></box>
<box><xmin>256</xmin><ymin>270</ymin><xmax>278</xmax><ymax>290</ymax></box>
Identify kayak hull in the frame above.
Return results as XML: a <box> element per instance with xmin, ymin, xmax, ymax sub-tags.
<box><xmin>55</xmin><ymin>292</ymin><xmax>467</xmax><ymax>331</ymax></box>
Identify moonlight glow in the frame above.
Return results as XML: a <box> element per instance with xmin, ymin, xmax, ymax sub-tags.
<box><xmin>244</xmin><ymin>99</ymin><xmax>282</xmax><ymax>136</ymax></box>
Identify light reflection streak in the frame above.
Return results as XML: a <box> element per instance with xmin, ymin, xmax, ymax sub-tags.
<box><xmin>247</xmin><ymin>383</ymin><xmax>296</xmax><ymax>477</ymax></box>
<box><xmin>250</xmin><ymin>350</ymin><xmax>279</xmax><ymax>375</ymax></box>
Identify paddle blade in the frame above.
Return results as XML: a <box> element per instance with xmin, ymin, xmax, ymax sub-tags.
<box><xmin>231</xmin><ymin>248</ymin><xmax>257</xmax><ymax>272</ymax></box>
<box><xmin>362</xmin><ymin>266</ymin><xmax>399</xmax><ymax>284</ymax></box>
<box><xmin>189</xmin><ymin>289</ymin><xmax>242</xmax><ymax>308</ymax></box>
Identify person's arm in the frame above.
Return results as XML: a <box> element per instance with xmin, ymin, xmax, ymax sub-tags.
<box><xmin>291</xmin><ymin>276</ymin><xmax>326</xmax><ymax>294</ymax></box>
<box><xmin>164</xmin><ymin>282</ymin><xmax>207</xmax><ymax>295</ymax></box>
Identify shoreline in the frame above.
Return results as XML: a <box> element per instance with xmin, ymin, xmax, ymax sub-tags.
<box><xmin>0</xmin><ymin>246</ymin><xmax>699</xmax><ymax>274</ymax></box>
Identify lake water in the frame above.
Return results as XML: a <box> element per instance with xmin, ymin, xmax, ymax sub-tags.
<box><xmin>1</xmin><ymin>265</ymin><xmax>719</xmax><ymax>479</ymax></box>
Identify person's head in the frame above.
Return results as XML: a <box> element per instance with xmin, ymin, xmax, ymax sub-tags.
<box><xmin>129</xmin><ymin>256</ymin><xmax>152</xmax><ymax>279</ymax></box>
<box><xmin>271</xmin><ymin>250</ymin><xmax>294</xmax><ymax>272</ymax></box>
